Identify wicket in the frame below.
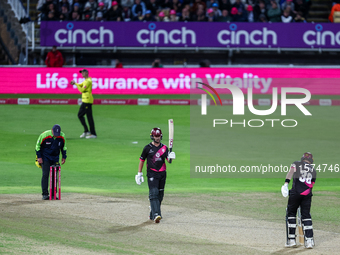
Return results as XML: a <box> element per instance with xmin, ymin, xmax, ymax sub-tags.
<box><xmin>49</xmin><ymin>164</ymin><xmax>61</xmax><ymax>200</ymax></box>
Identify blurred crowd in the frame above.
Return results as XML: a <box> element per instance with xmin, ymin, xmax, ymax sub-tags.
<box><xmin>37</xmin><ymin>0</ymin><xmax>313</xmax><ymax>23</ymax></box>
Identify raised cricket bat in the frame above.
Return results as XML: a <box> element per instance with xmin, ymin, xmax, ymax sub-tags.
<box><xmin>297</xmin><ymin>206</ymin><xmax>304</xmax><ymax>245</ymax></box>
<box><xmin>168</xmin><ymin>119</ymin><xmax>174</xmax><ymax>163</ymax></box>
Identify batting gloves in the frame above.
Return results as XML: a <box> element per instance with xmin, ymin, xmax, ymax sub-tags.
<box><xmin>135</xmin><ymin>172</ymin><xmax>144</xmax><ymax>185</ymax></box>
<box><xmin>168</xmin><ymin>152</ymin><xmax>176</xmax><ymax>160</ymax></box>
<box><xmin>281</xmin><ymin>183</ymin><xmax>289</xmax><ymax>197</ymax></box>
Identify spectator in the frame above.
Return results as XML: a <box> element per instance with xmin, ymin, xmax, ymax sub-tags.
<box><xmin>169</xmin><ymin>9</ymin><xmax>179</xmax><ymax>21</ymax></box>
<box><xmin>131</xmin><ymin>0</ymin><xmax>146</xmax><ymax>19</ymax></box>
<box><xmin>43</xmin><ymin>3</ymin><xmax>59</xmax><ymax>20</ymax></box>
<box><xmin>146</xmin><ymin>0</ymin><xmax>159</xmax><ymax>16</ymax></box>
<box><xmin>247</xmin><ymin>4</ymin><xmax>254</xmax><ymax>21</ymax></box>
<box><xmin>83</xmin><ymin>2</ymin><xmax>95</xmax><ymax>20</ymax></box>
<box><xmin>72</xmin><ymin>3</ymin><xmax>82</xmax><ymax>16</ymax></box>
<box><xmin>192</xmin><ymin>4</ymin><xmax>208</xmax><ymax>21</ymax></box>
<box><xmin>207</xmin><ymin>8</ymin><xmax>216</xmax><ymax>21</ymax></box>
<box><xmin>211</xmin><ymin>3</ymin><xmax>222</xmax><ymax>17</ymax></box>
<box><xmin>281</xmin><ymin>7</ymin><xmax>293</xmax><ymax>22</ymax></box>
<box><xmin>85</xmin><ymin>0</ymin><xmax>98</xmax><ymax>12</ymax></box>
<box><xmin>281</xmin><ymin>0</ymin><xmax>294</xmax><ymax>11</ymax></box>
<box><xmin>207</xmin><ymin>0</ymin><xmax>219</xmax><ymax>9</ymax></box>
<box><xmin>59</xmin><ymin>0</ymin><xmax>70</xmax><ymax>13</ymax></box>
<box><xmin>143</xmin><ymin>9</ymin><xmax>157</xmax><ymax>20</ymax></box>
<box><xmin>192</xmin><ymin>0</ymin><xmax>206</xmax><ymax>14</ymax></box>
<box><xmin>267</xmin><ymin>0</ymin><xmax>281</xmax><ymax>22</ymax></box>
<box><xmin>46</xmin><ymin>11</ymin><xmax>58</xmax><ymax>20</ymax></box>
<box><xmin>258</xmin><ymin>13</ymin><xmax>267</xmax><ymax>22</ymax></box>
<box><xmin>121</xmin><ymin>0</ymin><xmax>134</xmax><ymax>8</ymax></box>
<box><xmin>115</xmin><ymin>59</ymin><xmax>123</xmax><ymax>68</ymax></box>
<box><xmin>45</xmin><ymin>46</ymin><xmax>64</xmax><ymax>67</ymax></box>
<box><xmin>107</xmin><ymin>1</ymin><xmax>122</xmax><ymax>21</ymax></box>
<box><xmin>99</xmin><ymin>0</ymin><xmax>112</xmax><ymax>9</ymax></box>
<box><xmin>171</xmin><ymin>0</ymin><xmax>183</xmax><ymax>14</ymax></box>
<box><xmin>219</xmin><ymin>0</ymin><xmax>231</xmax><ymax>11</ymax></box>
<box><xmin>180</xmin><ymin>6</ymin><xmax>192</xmax><ymax>21</ymax></box>
<box><xmin>253</xmin><ymin>0</ymin><xmax>267</xmax><ymax>21</ymax></box>
<box><xmin>84</xmin><ymin>14</ymin><xmax>92</xmax><ymax>20</ymax></box>
<box><xmin>97</xmin><ymin>2</ymin><xmax>107</xmax><ymax>20</ymax></box>
<box><xmin>40</xmin><ymin>0</ymin><xmax>58</xmax><ymax>18</ymax></box>
<box><xmin>231</xmin><ymin>0</ymin><xmax>247</xmax><ymax>21</ymax></box>
<box><xmin>71</xmin><ymin>0</ymin><xmax>83</xmax><ymax>14</ymax></box>
<box><xmin>229</xmin><ymin>0</ymin><xmax>247</xmax><ymax>5</ymax></box>
<box><xmin>152</xmin><ymin>58</ymin><xmax>163</xmax><ymax>67</ymax></box>
<box><xmin>218</xmin><ymin>9</ymin><xmax>232</xmax><ymax>21</ymax></box>
<box><xmin>122</xmin><ymin>4</ymin><xmax>133</xmax><ymax>21</ymax></box>
<box><xmin>294</xmin><ymin>11</ymin><xmax>306</xmax><ymax>22</ymax></box>
<box><xmin>157</xmin><ymin>11</ymin><xmax>165</xmax><ymax>21</ymax></box>
<box><xmin>96</xmin><ymin>11</ymin><xmax>104</xmax><ymax>20</ymax></box>
<box><xmin>60</xmin><ymin>4</ymin><xmax>70</xmax><ymax>20</ymax></box>
<box><xmin>328</xmin><ymin>2</ymin><xmax>340</xmax><ymax>22</ymax></box>
<box><xmin>294</xmin><ymin>0</ymin><xmax>307</xmax><ymax>18</ymax></box>
<box><xmin>71</xmin><ymin>10</ymin><xmax>81</xmax><ymax>20</ymax></box>
<box><xmin>161</xmin><ymin>0</ymin><xmax>173</xmax><ymax>9</ymax></box>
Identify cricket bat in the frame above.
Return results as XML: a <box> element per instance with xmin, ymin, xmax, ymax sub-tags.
<box><xmin>297</xmin><ymin>206</ymin><xmax>304</xmax><ymax>245</ymax></box>
<box><xmin>168</xmin><ymin>119</ymin><xmax>174</xmax><ymax>163</ymax></box>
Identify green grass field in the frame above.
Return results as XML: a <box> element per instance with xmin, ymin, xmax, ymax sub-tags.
<box><xmin>0</xmin><ymin>97</ymin><xmax>339</xmax><ymax>254</ymax></box>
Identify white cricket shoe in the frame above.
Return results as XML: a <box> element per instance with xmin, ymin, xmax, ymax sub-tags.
<box><xmin>285</xmin><ymin>239</ymin><xmax>297</xmax><ymax>248</ymax></box>
<box><xmin>80</xmin><ymin>132</ymin><xmax>90</xmax><ymax>138</ymax></box>
<box><xmin>154</xmin><ymin>215</ymin><xmax>161</xmax><ymax>224</ymax></box>
<box><xmin>86</xmin><ymin>134</ymin><xmax>97</xmax><ymax>139</ymax></box>
<box><xmin>305</xmin><ymin>239</ymin><xmax>314</xmax><ymax>249</ymax></box>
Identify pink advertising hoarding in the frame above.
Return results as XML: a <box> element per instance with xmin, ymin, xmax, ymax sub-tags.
<box><xmin>1</xmin><ymin>67</ymin><xmax>339</xmax><ymax>95</ymax></box>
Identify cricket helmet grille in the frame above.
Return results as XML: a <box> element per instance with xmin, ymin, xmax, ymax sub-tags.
<box><xmin>301</xmin><ymin>152</ymin><xmax>314</xmax><ymax>164</ymax></box>
<box><xmin>150</xmin><ymin>127</ymin><xmax>162</xmax><ymax>140</ymax></box>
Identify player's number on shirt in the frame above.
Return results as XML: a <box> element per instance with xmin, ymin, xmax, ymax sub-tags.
<box><xmin>299</xmin><ymin>165</ymin><xmax>312</xmax><ymax>184</ymax></box>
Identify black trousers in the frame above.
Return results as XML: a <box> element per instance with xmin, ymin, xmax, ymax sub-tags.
<box><xmin>147</xmin><ymin>171</ymin><xmax>167</xmax><ymax>220</ymax></box>
<box><xmin>78</xmin><ymin>102</ymin><xmax>96</xmax><ymax>135</ymax></box>
<box><xmin>287</xmin><ymin>190</ymin><xmax>313</xmax><ymax>238</ymax></box>
<box><xmin>41</xmin><ymin>160</ymin><xmax>56</xmax><ymax>196</ymax></box>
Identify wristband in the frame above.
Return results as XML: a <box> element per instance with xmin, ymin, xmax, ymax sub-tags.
<box><xmin>285</xmin><ymin>179</ymin><xmax>290</xmax><ymax>184</ymax></box>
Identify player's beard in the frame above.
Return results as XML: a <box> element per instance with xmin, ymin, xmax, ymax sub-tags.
<box><xmin>154</xmin><ymin>137</ymin><xmax>161</xmax><ymax>144</ymax></box>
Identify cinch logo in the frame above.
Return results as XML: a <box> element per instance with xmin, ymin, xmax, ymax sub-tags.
<box><xmin>217</xmin><ymin>24</ymin><xmax>277</xmax><ymax>46</ymax></box>
<box><xmin>136</xmin><ymin>23</ymin><xmax>196</xmax><ymax>45</ymax></box>
<box><xmin>303</xmin><ymin>24</ymin><xmax>340</xmax><ymax>46</ymax></box>
<box><xmin>55</xmin><ymin>23</ymin><xmax>114</xmax><ymax>44</ymax></box>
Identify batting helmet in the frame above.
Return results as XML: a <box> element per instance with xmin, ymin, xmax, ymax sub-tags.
<box><xmin>301</xmin><ymin>152</ymin><xmax>314</xmax><ymax>164</ymax></box>
<box><xmin>150</xmin><ymin>127</ymin><xmax>162</xmax><ymax>140</ymax></box>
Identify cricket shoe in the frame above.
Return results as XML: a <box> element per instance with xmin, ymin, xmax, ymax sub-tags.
<box><xmin>154</xmin><ymin>215</ymin><xmax>162</xmax><ymax>224</ymax></box>
<box><xmin>285</xmin><ymin>239</ymin><xmax>297</xmax><ymax>248</ymax></box>
<box><xmin>86</xmin><ymin>134</ymin><xmax>97</xmax><ymax>139</ymax></box>
<box><xmin>80</xmin><ymin>132</ymin><xmax>90</xmax><ymax>138</ymax></box>
<box><xmin>305</xmin><ymin>239</ymin><xmax>314</xmax><ymax>249</ymax></box>
<box><xmin>42</xmin><ymin>195</ymin><xmax>49</xmax><ymax>200</ymax></box>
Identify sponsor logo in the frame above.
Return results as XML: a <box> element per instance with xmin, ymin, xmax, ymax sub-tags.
<box><xmin>303</xmin><ymin>24</ymin><xmax>340</xmax><ymax>46</ymax></box>
<box><xmin>136</xmin><ymin>23</ymin><xmax>196</xmax><ymax>45</ymax></box>
<box><xmin>138</xmin><ymin>98</ymin><xmax>150</xmax><ymax>106</ymax></box>
<box><xmin>319</xmin><ymin>99</ymin><xmax>332</xmax><ymax>106</ymax></box>
<box><xmin>217</xmin><ymin>24</ymin><xmax>277</xmax><ymax>46</ymax></box>
<box><xmin>18</xmin><ymin>98</ymin><xmax>30</xmax><ymax>105</ymax></box>
<box><xmin>55</xmin><ymin>23</ymin><xmax>114</xmax><ymax>45</ymax></box>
